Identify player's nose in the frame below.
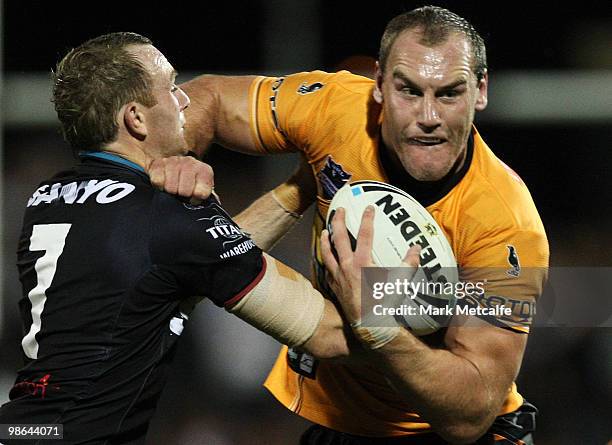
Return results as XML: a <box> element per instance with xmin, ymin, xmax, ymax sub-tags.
<box><xmin>416</xmin><ymin>94</ymin><xmax>441</xmax><ymax>132</ymax></box>
<box><xmin>177</xmin><ymin>87</ymin><xmax>190</xmax><ymax>111</ymax></box>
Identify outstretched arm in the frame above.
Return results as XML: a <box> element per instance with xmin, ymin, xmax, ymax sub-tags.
<box><xmin>146</xmin><ymin>138</ymin><xmax>317</xmax><ymax>250</ymax></box>
<box><xmin>226</xmin><ymin>252</ymin><xmax>351</xmax><ymax>360</ymax></box>
<box><xmin>146</xmin><ymin>153</ymin><xmax>346</xmax><ymax>357</ymax></box>
<box><xmin>180</xmin><ymin>76</ymin><xmax>318</xmax><ymax>248</ymax></box>
<box><xmin>180</xmin><ymin>75</ymin><xmax>259</xmax><ymax>156</ymax></box>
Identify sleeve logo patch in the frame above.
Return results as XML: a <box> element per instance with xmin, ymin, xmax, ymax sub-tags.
<box><xmin>198</xmin><ymin>213</ymin><xmax>257</xmax><ymax>259</ymax></box>
<box><xmin>506</xmin><ymin>245</ymin><xmax>521</xmax><ymax>277</ymax></box>
<box><xmin>297</xmin><ymin>82</ymin><xmax>324</xmax><ymax>95</ymax></box>
<box><xmin>199</xmin><ymin>214</ymin><xmax>245</xmax><ymax>245</ymax></box>
<box><xmin>317</xmin><ymin>155</ymin><xmax>352</xmax><ymax>200</ymax></box>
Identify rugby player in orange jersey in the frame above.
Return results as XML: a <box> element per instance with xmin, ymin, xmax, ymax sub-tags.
<box><xmin>180</xmin><ymin>6</ymin><xmax>548</xmax><ymax>444</ymax></box>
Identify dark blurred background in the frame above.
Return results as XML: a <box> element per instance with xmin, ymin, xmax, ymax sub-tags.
<box><xmin>1</xmin><ymin>1</ymin><xmax>611</xmax><ymax>444</ymax></box>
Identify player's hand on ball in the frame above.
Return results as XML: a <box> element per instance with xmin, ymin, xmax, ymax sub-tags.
<box><xmin>147</xmin><ymin>156</ymin><xmax>216</xmax><ymax>203</ymax></box>
<box><xmin>321</xmin><ymin>206</ymin><xmax>376</xmax><ymax>323</ymax></box>
<box><xmin>322</xmin><ymin>206</ymin><xmax>421</xmax><ymax>325</ymax></box>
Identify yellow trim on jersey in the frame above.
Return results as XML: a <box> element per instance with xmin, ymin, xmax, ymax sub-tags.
<box><xmin>248</xmin><ymin>76</ymin><xmax>268</xmax><ymax>153</ymax></box>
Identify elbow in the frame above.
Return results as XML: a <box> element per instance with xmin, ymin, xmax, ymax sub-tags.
<box><xmin>180</xmin><ymin>75</ymin><xmax>220</xmax><ymax>153</ymax></box>
<box><xmin>430</xmin><ymin>374</ymin><xmax>503</xmax><ymax>443</ymax></box>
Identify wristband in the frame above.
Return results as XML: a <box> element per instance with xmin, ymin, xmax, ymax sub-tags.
<box><xmin>271</xmin><ymin>187</ymin><xmax>303</xmax><ymax>219</ymax></box>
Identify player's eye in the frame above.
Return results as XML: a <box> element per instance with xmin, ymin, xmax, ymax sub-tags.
<box><xmin>439</xmin><ymin>87</ymin><xmax>466</xmax><ymax>99</ymax></box>
<box><xmin>400</xmin><ymin>86</ymin><xmax>421</xmax><ymax>96</ymax></box>
<box><xmin>171</xmin><ymin>84</ymin><xmax>179</xmax><ymax>93</ymax></box>
<box><xmin>438</xmin><ymin>90</ymin><xmax>458</xmax><ymax>98</ymax></box>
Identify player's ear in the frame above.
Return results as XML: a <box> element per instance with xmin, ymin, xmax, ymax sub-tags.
<box><xmin>373</xmin><ymin>61</ymin><xmax>384</xmax><ymax>104</ymax></box>
<box><xmin>475</xmin><ymin>70</ymin><xmax>488</xmax><ymax>111</ymax></box>
<box><xmin>123</xmin><ymin>102</ymin><xmax>147</xmax><ymax>140</ymax></box>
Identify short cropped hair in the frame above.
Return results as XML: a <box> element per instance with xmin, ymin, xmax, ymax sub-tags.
<box><xmin>52</xmin><ymin>32</ymin><xmax>157</xmax><ymax>152</ymax></box>
<box><xmin>379</xmin><ymin>6</ymin><xmax>487</xmax><ymax>81</ymax></box>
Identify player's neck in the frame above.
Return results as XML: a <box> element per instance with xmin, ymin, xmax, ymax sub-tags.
<box><xmin>103</xmin><ymin>140</ymin><xmax>148</xmax><ymax>170</ymax></box>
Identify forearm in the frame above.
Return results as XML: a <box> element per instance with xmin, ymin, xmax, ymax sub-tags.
<box><xmin>366</xmin><ymin>330</ymin><xmax>501</xmax><ymax>443</ymax></box>
<box><xmin>181</xmin><ymin>75</ymin><xmax>218</xmax><ymax>154</ymax></box>
<box><xmin>234</xmin><ymin>156</ymin><xmax>317</xmax><ymax>251</ymax></box>
<box><xmin>300</xmin><ymin>299</ymin><xmax>352</xmax><ymax>359</ymax></box>
<box><xmin>181</xmin><ymin>74</ymin><xmax>257</xmax><ymax>156</ymax></box>
<box><xmin>228</xmin><ymin>254</ymin><xmax>351</xmax><ymax>360</ymax></box>
<box><xmin>233</xmin><ymin>190</ymin><xmax>301</xmax><ymax>251</ymax></box>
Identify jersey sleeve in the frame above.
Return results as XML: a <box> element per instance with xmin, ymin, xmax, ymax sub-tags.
<box><xmin>457</xmin><ymin>219</ymin><xmax>549</xmax><ymax>333</ymax></box>
<box><xmin>248</xmin><ymin>71</ymin><xmax>347</xmax><ymax>155</ymax></box>
<box><xmin>149</xmin><ymin>193</ymin><xmax>264</xmax><ymax>307</ymax></box>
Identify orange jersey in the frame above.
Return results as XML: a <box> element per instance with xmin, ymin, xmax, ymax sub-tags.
<box><xmin>248</xmin><ymin>71</ymin><xmax>549</xmax><ymax>436</ymax></box>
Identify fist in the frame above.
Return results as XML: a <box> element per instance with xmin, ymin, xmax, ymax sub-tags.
<box><xmin>146</xmin><ymin>156</ymin><xmax>215</xmax><ymax>202</ymax></box>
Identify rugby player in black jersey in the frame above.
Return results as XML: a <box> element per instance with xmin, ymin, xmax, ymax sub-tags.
<box><xmin>0</xmin><ymin>32</ymin><xmax>363</xmax><ymax>444</ymax></box>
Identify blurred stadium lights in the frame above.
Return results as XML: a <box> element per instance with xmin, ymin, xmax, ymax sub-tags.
<box><xmin>3</xmin><ymin>70</ymin><xmax>612</xmax><ymax>127</ymax></box>
<box><xmin>483</xmin><ymin>70</ymin><xmax>612</xmax><ymax>123</ymax></box>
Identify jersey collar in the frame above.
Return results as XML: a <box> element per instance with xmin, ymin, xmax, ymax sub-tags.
<box><xmin>78</xmin><ymin>151</ymin><xmax>146</xmax><ymax>174</ymax></box>
<box><xmin>378</xmin><ymin>131</ymin><xmax>474</xmax><ymax>207</ymax></box>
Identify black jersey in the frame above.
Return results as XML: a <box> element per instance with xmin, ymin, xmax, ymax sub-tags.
<box><xmin>0</xmin><ymin>152</ymin><xmax>263</xmax><ymax>444</ymax></box>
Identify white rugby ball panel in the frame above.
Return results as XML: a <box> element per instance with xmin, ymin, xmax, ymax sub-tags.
<box><xmin>327</xmin><ymin>180</ymin><xmax>457</xmax><ymax>269</ymax></box>
<box><xmin>325</xmin><ymin>180</ymin><xmax>459</xmax><ymax>336</ymax></box>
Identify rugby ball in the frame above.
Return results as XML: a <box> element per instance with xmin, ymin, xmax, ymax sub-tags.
<box><xmin>326</xmin><ymin>180</ymin><xmax>459</xmax><ymax>336</ymax></box>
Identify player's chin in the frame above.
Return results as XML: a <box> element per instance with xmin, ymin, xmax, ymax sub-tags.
<box><xmin>411</xmin><ymin>166</ymin><xmax>450</xmax><ymax>182</ymax></box>
<box><xmin>402</xmin><ymin>150</ymin><xmax>454</xmax><ymax>181</ymax></box>
<box><xmin>176</xmin><ymin>135</ymin><xmax>190</xmax><ymax>155</ymax></box>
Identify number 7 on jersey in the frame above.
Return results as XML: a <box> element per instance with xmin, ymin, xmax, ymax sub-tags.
<box><xmin>22</xmin><ymin>224</ymin><xmax>72</xmax><ymax>359</ymax></box>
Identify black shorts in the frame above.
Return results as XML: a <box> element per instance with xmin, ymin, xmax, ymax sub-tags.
<box><xmin>300</xmin><ymin>402</ymin><xmax>537</xmax><ymax>445</ymax></box>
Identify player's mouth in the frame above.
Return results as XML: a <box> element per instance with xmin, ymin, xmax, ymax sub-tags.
<box><xmin>407</xmin><ymin>136</ymin><xmax>447</xmax><ymax>147</ymax></box>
